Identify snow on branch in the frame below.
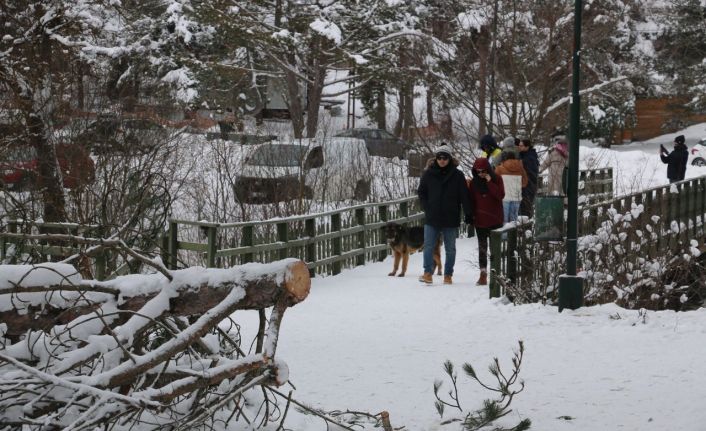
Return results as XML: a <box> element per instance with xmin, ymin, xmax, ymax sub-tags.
<box><xmin>0</xmin><ymin>259</ymin><xmax>310</xmax><ymax>429</ymax></box>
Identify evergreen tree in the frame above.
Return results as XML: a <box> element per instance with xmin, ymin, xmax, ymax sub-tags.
<box><xmin>655</xmin><ymin>0</ymin><xmax>706</xmax><ymax>107</ymax></box>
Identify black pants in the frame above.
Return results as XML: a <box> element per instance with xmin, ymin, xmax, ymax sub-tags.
<box><xmin>476</xmin><ymin>225</ymin><xmax>503</xmax><ymax>270</ymax></box>
<box><xmin>520</xmin><ymin>193</ymin><xmax>535</xmax><ymax>217</ymax></box>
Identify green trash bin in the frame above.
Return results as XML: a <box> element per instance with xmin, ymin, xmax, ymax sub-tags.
<box><xmin>534</xmin><ymin>195</ymin><xmax>564</xmax><ymax>241</ymax></box>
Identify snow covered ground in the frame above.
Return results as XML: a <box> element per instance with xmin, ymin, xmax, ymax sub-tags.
<box><xmin>236</xmin><ymin>126</ymin><xmax>706</xmax><ymax>430</ymax></box>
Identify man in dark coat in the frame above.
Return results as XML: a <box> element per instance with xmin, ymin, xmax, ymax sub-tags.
<box><xmin>660</xmin><ymin>135</ymin><xmax>689</xmax><ymax>183</ymax></box>
<box><xmin>417</xmin><ymin>144</ymin><xmax>473</xmax><ymax>285</ymax></box>
<box><xmin>518</xmin><ymin>138</ymin><xmax>539</xmax><ymax>217</ymax></box>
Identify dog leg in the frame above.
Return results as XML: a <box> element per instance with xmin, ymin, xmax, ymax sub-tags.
<box><xmin>399</xmin><ymin>252</ymin><xmax>409</xmax><ymax>277</ymax></box>
<box><xmin>389</xmin><ymin>251</ymin><xmax>401</xmax><ymax>276</ymax></box>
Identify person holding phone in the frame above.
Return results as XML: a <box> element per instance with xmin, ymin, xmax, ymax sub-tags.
<box><xmin>660</xmin><ymin>135</ymin><xmax>688</xmax><ymax>183</ymax></box>
<box><xmin>466</xmin><ymin>158</ymin><xmax>505</xmax><ymax>286</ymax></box>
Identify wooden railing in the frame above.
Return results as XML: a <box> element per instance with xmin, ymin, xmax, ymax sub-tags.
<box><xmin>162</xmin><ymin>196</ymin><xmax>425</xmax><ymax>276</ymax></box>
<box><xmin>537</xmin><ymin>167</ymin><xmax>613</xmax><ymax>205</ymax></box>
<box><xmin>1</xmin><ymin>168</ymin><xmax>615</xmax><ymax>280</ymax></box>
<box><xmin>489</xmin><ymin>175</ymin><xmax>706</xmax><ymax>299</ymax></box>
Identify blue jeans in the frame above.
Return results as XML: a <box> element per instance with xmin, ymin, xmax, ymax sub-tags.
<box><xmin>503</xmin><ymin>201</ymin><xmax>520</xmax><ymax>224</ymax></box>
<box><xmin>423</xmin><ymin>225</ymin><xmax>458</xmax><ymax>275</ymax></box>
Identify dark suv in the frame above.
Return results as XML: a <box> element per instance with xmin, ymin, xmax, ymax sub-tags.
<box><xmin>76</xmin><ymin>115</ymin><xmax>167</xmax><ymax>154</ymax></box>
<box><xmin>333</xmin><ymin>128</ymin><xmax>407</xmax><ymax>158</ymax></box>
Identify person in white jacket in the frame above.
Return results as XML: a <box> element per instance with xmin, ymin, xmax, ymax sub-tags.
<box><xmin>495</xmin><ymin>149</ymin><xmax>528</xmax><ymax>223</ymax></box>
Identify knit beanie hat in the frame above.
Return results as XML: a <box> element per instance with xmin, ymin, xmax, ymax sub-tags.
<box><xmin>675</xmin><ymin>135</ymin><xmax>685</xmax><ymax>145</ymax></box>
<box><xmin>480</xmin><ymin>134</ymin><xmax>497</xmax><ymax>151</ymax></box>
<box><xmin>501</xmin><ymin>136</ymin><xmax>519</xmax><ymax>155</ymax></box>
<box><xmin>434</xmin><ymin>143</ymin><xmax>453</xmax><ymax>158</ymax></box>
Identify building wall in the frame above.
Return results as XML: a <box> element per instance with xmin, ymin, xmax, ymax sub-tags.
<box><xmin>619</xmin><ymin>97</ymin><xmax>706</xmax><ymax>142</ymax></box>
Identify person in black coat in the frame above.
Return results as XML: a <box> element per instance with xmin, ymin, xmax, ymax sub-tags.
<box><xmin>518</xmin><ymin>138</ymin><xmax>539</xmax><ymax>217</ymax></box>
<box><xmin>660</xmin><ymin>135</ymin><xmax>689</xmax><ymax>183</ymax></box>
<box><xmin>417</xmin><ymin>144</ymin><xmax>473</xmax><ymax>284</ymax></box>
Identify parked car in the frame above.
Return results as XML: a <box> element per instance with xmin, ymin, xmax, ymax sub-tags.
<box><xmin>333</xmin><ymin>128</ymin><xmax>408</xmax><ymax>159</ymax></box>
<box><xmin>691</xmin><ymin>138</ymin><xmax>706</xmax><ymax>166</ymax></box>
<box><xmin>235</xmin><ymin>137</ymin><xmax>371</xmax><ymax>203</ymax></box>
<box><xmin>0</xmin><ymin>144</ymin><xmax>95</xmax><ymax>191</ymax></box>
<box><xmin>75</xmin><ymin>115</ymin><xmax>168</xmax><ymax>154</ymax></box>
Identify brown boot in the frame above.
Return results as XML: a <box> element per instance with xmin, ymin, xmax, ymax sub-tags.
<box><xmin>418</xmin><ymin>272</ymin><xmax>433</xmax><ymax>284</ymax></box>
<box><xmin>476</xmin><ymin>270</ymin><xmax>487</xmax><ymax>286</ymax></box>
<box><xmin>443</xmin><ymin>275</ymin><xmax>453</xmax><ymax>285</ymax></box>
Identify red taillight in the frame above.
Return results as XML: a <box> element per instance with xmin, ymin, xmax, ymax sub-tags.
<box><xmin>692</xmin><ymin>149</ymin><xmax>698</xmax><ymax>154</ymax></box>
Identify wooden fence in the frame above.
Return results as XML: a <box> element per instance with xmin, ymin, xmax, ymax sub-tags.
<box><xmin>537</xmin><ymin>167</ymin><xmax>613</xmax><ymax>205</ymax></box>
<box><xmin>489</xmin><ymin>175</ymin><xmax>706</xmax><ymax>300</ymax></box>
<box><xmin>1</xmin><ymin>168</ymin><xmax>614</xmax><ymax>281</ymax></box>
<box><xmin>162</xmin><ymin>197</ymin><xmax>425</xmax><ymax>276</ymax></box>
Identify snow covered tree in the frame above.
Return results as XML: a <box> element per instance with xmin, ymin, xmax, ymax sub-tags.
<box><xmin>654</xmin><ymin>0</ymin><xmax>706</xmax><ymax>108</ymax></box>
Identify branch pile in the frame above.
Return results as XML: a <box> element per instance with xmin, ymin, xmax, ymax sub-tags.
<box><xmin>0</xmin><ymin>259</ymin><xmax>310</xmax><ymax>430</ymax></box>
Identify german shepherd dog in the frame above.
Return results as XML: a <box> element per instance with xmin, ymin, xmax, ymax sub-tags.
<box><xmin>384</xmin><ymin>222</ymin><xmax>442</xmax><ymax>277</ymax></box>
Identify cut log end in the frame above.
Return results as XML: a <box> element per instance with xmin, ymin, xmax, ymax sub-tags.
<box><xmin>283</xmin><ymin>260</ymin><xmax>311</xmax><ymax>304</ymax></box>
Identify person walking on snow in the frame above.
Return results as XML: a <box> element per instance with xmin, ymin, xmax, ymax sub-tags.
<box><xmin>660</xmin><ymin>134</ymin><xmax>688</xmax><ymax>183</ymax></box>
<box><xmin>466</xmin><ymin>158</ymin><xmax>504</xmax><ymax>286</ymax></box>
<box><xmin>518</xmin><ymin>138</ymin><xmax>539</xmax><ymax>217</ymax></box>
<box><xmin>495</xmin><ymin>144</ymin><xmax>528</xmax><ymax>224</ymax></box>
<box><xmin>417</xmin><ymin>144</ymin><xmax>473</xmax><ymax>285</ymax></box>
<box><xmin>539</xmin><ymin>137</ymin><xmax>568</xmax><ymax>195</ymax></box>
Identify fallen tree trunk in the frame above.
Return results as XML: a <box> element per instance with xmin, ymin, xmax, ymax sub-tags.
<box><xmin>0</xmin><ymin>259</ymin><xmax>311</xmax><ymax>429</ymax></box>
<box><xmin>0</xmin><ymin>259</ymin><xmax>310</xmax><ymax>338</ymax></box>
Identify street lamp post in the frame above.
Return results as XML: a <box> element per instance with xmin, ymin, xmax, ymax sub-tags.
<box><xmin>558</xmin><ymin>0</ymin><xmax>585</xmax><ymax>311</ymax></box>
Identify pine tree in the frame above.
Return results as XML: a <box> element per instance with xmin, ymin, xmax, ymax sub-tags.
<box><xmin>655</xmin><ymin>0</ymin><xmax>706</xmax><ymax>107</ymax></box>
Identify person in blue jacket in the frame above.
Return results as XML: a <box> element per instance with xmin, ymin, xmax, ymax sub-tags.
<box><xmin>660</xmin><ymin>135</ymin><xmax>688</xmax><ymax>183</ymax></box>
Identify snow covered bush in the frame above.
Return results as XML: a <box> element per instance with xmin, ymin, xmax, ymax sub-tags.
<box><xmin>503</xmin><ymin>201</ymin><xmax>704</xmax><ymax>311</ymax></box>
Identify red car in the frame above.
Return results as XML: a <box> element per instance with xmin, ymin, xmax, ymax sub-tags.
<box><xmin>0</xmin><ymin>144</ymin><xmax>95</xmax><ymax>191</ymax></box>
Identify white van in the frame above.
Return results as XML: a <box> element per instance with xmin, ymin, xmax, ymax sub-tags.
<box><xmin>235</xmin><ymin>137</ymin><xmax>372</xmax><ymax>203</ymax></box>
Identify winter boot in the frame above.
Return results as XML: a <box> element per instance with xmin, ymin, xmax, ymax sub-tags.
<box><xmin>443</xmin><ymin>275</ymin><xmax>453</xmax><ymax>285</ymax></box>
<box><xmin>476</xmin><ymin>270</ymin><xmax>488</xmax><ymax>286</ymax></box>
<box><xmin>418</xmin><ymin>272</ymin><xmax>433</xmax><ymax>284</ymax></box>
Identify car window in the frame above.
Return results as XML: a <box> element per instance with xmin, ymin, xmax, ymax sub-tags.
<box><xmin>249</xmin><ymin>144</ymin><xmax>307</xmax><ymax>167</ymax></box>
<box><xmin>335</xmin><ymin>129</ymin><xmax>352</xmax><ymax>137</ymax></box>
<box><xmin>367</xmin><ymin>130</ymin><xmax>380</xmax><ymax>139</ymax></box>
<box><xmin>699</xmin><ymin>138</ymin><xmax>706</xmax><ymax>146</ymax></box>
<box><xmin>379</xmin><ymin>130</ymin><xmax>395</xmax><ymax>139</ymax></box>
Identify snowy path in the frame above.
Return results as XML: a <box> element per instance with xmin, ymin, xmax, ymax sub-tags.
<box><xmin>238</xmin><ymin>237</ymin><xmax>706</xmax><ymax>430</ymax></box>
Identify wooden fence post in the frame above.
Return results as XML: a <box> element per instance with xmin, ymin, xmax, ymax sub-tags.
<box><xmin>378</xmin><ymin>205</ymin><xmax>389</xmax><ymax>262</ymax></box>
<box><xmin>207</xmin><ymin>225</ymin><xmax>218</xmax><ymax>268</ymax></box>
<box><xmin>168</xmin><ymin>221</ymin><xmax>178</xmax><ymax>270</ymax></box>
<box><xmin>241</xmin><ymin>225</ymin><xmax>254</xmax><ymax>264</ymax></box>
<box><xmin>507</xmin><ymin>228</ymin><xmax>517</xmax><ymax>283</ymax></box>
<box><xmin>305</xmin><ymin>218</ymin><xmax>316</xmax><ymax>277</ymax></box>
<box><xmin>331</xmin><ymin>213</ymin><xmax>342</xmax><ymax>275</ymax></box>
<box><xmin>489</xmin><ymin>231</ymin><xmax>502</xmax><ymax>298</ymax></box>
<box><xmin>277</xmin><ymin>221</ymin><xmax>289</xmax><ymax>261</ymax></box>
<box><xmin>355</xmin><ymin>208</ymin><xmax>366</xmax><ymax>267</ymax></box>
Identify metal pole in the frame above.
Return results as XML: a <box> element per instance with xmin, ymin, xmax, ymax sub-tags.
<box><xmin>558</xmin><ymin>0</ymin><xmax>584</xmax><ymax>311</ymax></box>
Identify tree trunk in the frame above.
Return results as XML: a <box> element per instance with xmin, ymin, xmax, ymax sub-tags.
<box><xmin>285</xmin><ymin>67</ymin><xmax>306</xmax><ymax>138</ymax></box>
<box><xmin>426</xmin><ymin>84</ymin><xmax>435</xmax><ymax>126</ymax></box>
<box><xmin>1</xmin><ymin>260</ymin><xmax>311</xmax><ymax>338</ymax></box>
<box><xmin>477</xmin><ymin>33</ymin><xmax>489</xmax><ymax>138</ymax></box>
<box><xmin>376</xmin><ymin>83</ymin><xmax>387</xmax><ymax>130</ymax></box>
<box><xmin>305</xmin><ymin>38</ymin><xmax>326</xmax><ymax>138</ymax></box>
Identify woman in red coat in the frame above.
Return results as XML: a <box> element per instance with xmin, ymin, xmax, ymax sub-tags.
<box><xmin>466</xmin><ymin>158</ymin><xmax>505</xmax><ymax>285</ymax></box>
